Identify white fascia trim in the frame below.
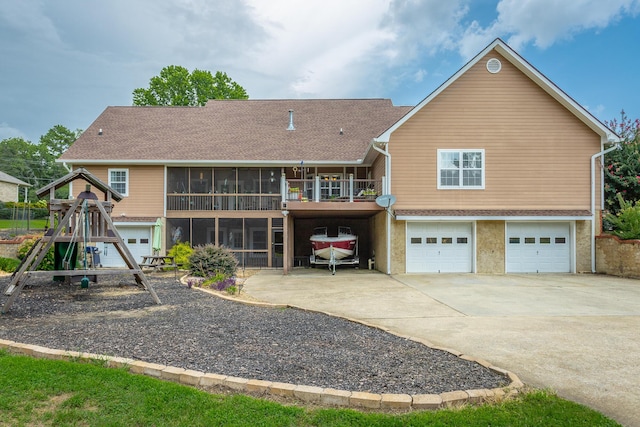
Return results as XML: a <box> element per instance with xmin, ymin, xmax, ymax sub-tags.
<box><xmin>375</xmin><ymin>39</ymin><xmax>619</xmax><ymax>144</ymax></box>
<box><xmin>396</xmin><ymin>215</ymin><xmax>592</xmax><ymax>221</ymax></box>
<box><xmin>58</xmin><ymin>159</ymin><xmax>368</xmax><ymax>166</ymax></box>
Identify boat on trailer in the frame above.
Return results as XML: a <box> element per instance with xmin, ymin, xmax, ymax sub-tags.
<box><xmin>309</xmin><ymin>226</ymin><xmax>359</xmax><ymax>274</ymax></box>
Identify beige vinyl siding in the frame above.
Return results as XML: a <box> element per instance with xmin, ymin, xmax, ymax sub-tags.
<box><xmin>389</xmin><ymin>51</ymin><xmax>602</xmax><ymax>211</ymax></box>
<box><xmin>371</xmin><ymin>154</ymin><xmax>385</xmax><ymax>182</ymax></box>
<box><xmin>83</xmin><ymin>165</ymin><xmax>164</xmax><ymax>217</ymax></box>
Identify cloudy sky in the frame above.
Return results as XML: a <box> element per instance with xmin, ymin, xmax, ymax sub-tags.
<box><xmin>1</xmin><ymin>0</ymin><xmax>639</xmax><ymax>143</ymax></box>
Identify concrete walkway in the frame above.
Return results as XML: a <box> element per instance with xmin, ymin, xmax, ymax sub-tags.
<box><xmin>243</xmin><ymin>269</ymin><xmax>640</xmax><ymax>427</ymax></box>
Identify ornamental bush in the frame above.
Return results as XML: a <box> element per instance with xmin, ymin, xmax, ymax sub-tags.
<box><xmin>0</xmin><ymin>257</ymin><xmax>20</xmax><ymax>273</ymax></box>
<box><xmin>17</xmin><ymin>238</ymin><xmax>55</xmax><ymax>270</ymax></box>
<box><xmin>605</xmin><ymin>193</ymin><xmax>640</xmax><ymax>240</ymax></box>
<box><xmin>167</xmin><ymin>241</ymin><xmax>193</xmax><ymax>269</ymax></box>
<box><xmin>189</xmin><ymin>244</ymin><xmax>238</xmax><ymax>278</ymax></box>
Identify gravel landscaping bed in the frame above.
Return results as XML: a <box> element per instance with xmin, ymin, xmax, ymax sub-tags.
<box><xmin>0</xmin><ymin>274</ymin><xmax>508</xmax><ymax>395</ymax></box>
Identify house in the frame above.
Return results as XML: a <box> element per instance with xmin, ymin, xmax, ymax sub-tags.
<box><xmin>0</xmin><ymin>171</ymin><xmax>31</xmax><ymax>203</ymax></box>
<box><xmin>59</xmin><ymin>39</ymin><xmax>619</xmax><ymax>274</ymax></box>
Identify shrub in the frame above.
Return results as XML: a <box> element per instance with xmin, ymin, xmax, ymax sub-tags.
<box><xmin>0</xmin><ymin>257</ymin><xmax>20</xmax><ymax>273</ymax></box>
<box><xmin>202</xmin><ymin>272</ymin><xmax>227</xmax><ymax>287</ymax></box>
<box><xmin>17</xmin><ymin>238</ymin><xmax>55</xmax><ymax>270</ymax></box>
<box><xmin>189</xmin><ymin>244</ymin><xmax>238</xmax><ymax>278</ymax></box>
<box><xmin>605</xmin><ymin>193</ymin><xmax>640</xmax><ymax>240</ymax></box>
<box><xmin>167</xmin><ymin>241</ymin><xmax>193</xmax><ymax>269</ymax></box>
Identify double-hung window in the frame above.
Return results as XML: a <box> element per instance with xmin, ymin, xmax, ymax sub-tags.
<box><xmin>109</xmin><ymin>168</ymin><xmax>129</xmax><ymax>196</ymax></box>
<box><xmin>437</xmin><ymin>149</ymin><xmax>484</xmax><ymax>189</ymax></box>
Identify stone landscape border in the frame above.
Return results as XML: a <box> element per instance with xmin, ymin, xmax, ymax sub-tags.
<box><xmin>0</xmin><ymin>339</ymin><xmax>522</xmax><ymax>410</ymax></box>
<box><xmin>0</xmin><ymin>278</ymin><xmax>524</xmax><ymax>411</ymax></box>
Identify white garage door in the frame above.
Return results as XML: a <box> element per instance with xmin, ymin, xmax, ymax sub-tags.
<box><xmin>506</xmin><ymin>222</ymin><xmax>571</xmax><ymax>273</ymax></box>
<box><xmin>100</xmin><ymin>226</ymin><xmax>152</xmax><ymax>267</ymax></box>
<box><xmin>406</xmin><ymin>222</ymin><xmax>473</xmax><ymax>273</ymax></box>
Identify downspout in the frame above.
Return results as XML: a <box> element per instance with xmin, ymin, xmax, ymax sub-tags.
<box><xmin>591</xmin><ymin>141</ymin><xmax>620</xmax><ymax>273</ymax></box>
<box><xmin>372</xmin><ymin>139</ymin><xmax>392</xmax><ymax>274</ymax></box>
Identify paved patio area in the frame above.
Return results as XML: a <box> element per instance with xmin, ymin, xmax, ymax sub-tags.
<box><xmin>243</xmin><ymin>269</ymin><xmax>640</xmax><ymax>427</ymax></box>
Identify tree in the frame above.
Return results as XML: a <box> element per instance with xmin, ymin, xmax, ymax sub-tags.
<box><xmin>37</xmin><ymin>125</ymin><xmax>82</xmax><ymax>199</ymax></box>
<box><xmin>132</xmin><ymin>66</ymin><xmax>248</xmax><ymax>106</ymax></box>
<box><xmin>0</xmin><ymin>125</ymin><xmax>80</xmax><ymax>201</ymax></box>
<box><xmin>0</xmin><ymin>137</ymin><xmax>39</xmax><ymax>196</ymax></box>
<box><xmin>604</xmin><ymin>110</ymin><xmax>640</xmax><ymax>214</ymax></box>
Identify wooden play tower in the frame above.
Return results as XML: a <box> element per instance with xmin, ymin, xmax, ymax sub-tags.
<box><xmin>2</xmin><ymin>168</ymin><xmax>161</xmax><ymax>313</ymax></box>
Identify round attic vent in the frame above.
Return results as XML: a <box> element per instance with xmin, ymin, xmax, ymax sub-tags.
<box><xmin>486</xmin><ymin>58</ymin><xmax>502</xmax><ymax>73</ymax></box>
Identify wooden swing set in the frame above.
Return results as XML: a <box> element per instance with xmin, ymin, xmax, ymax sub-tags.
<box><xmin>2</xmin><ymin>168</ymin><xmax>161</xmax><ymax>313</ymax></box>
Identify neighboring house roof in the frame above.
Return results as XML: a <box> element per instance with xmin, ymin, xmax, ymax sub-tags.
<box><xmin>60</xmin><ymin>99</ymin><xmax>411</xmax><ymax>165</ymax></box>
<box><xmin>0</xmin><ymin>171</ymin><xmax>31</xmax><ymax>187</ymax></box>
<box><xmin>376</xmin><ymin>38</ymin><xmax>619</xmax><ymax>144</ymax></box>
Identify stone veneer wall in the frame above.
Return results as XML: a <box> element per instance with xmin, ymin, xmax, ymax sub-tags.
<box><xmin>390</xmin><ymin>219</ymin><xmax>406</xmax><ymax>275</ymax></box>
<box><xmin>372</xmin><ymin>211</ymin><xmax>387</xmax><ymax>274</ymax></box>
<box><xmin>476</xmin><ymin>221</ymin><xmax>505</xmax><ymax>274</ymax></box>
<box><xmin>596</xmin><ymin>234</ymin><xmax>640</xmax><ymax>278</ymax></box>
<box><xmin>575</xmin><ymin>220</ymin><xmax>592</xmax><ymax>273</ymax></box>
<box><xmin>0</xmin><ymin>235</ymin><xmax>34</xmax><ymax>258</ymax></box>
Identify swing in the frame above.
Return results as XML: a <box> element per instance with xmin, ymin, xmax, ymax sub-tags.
<box><xmin>80</xmin><ymin>199</ymin><xmax>90</xmax><ymax>288</ymax></box>
<box><xmin>59</xmin><ymin>199</ymin><xmax>91</xmax><ymax>288</ymax></box>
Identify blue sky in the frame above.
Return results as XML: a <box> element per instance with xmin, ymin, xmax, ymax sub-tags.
<box><xmin>1</xmin><ymin>0</ymin><xmax>639</xmax><ymax>144</ymax></box>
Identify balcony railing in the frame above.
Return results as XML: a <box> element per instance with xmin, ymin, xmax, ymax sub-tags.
<box><xmin>285</xmin><ymin>177</ymin><xmax>382</xmax><ymax>202</ymax></box>
<box><xmin>166</xmin><ymin>176</ymin><xmax>382</xmax><ymax>211</ymax></box>
<box><xmin>167</xmin><ymin>194</ymin><xmax>282</xmax><ymax>211</ymax></box>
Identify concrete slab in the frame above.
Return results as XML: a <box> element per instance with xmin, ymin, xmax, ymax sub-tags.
<box><xmin>243</xmin><ymin>269</ymin><xmax>640</xmax><ymax>427</ymax></box>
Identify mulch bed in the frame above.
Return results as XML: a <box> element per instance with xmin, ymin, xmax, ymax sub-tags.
<box><xmin>0</xmin><ymin>273</ymin><xmax>508</xmax><ymax>395</ymax></box>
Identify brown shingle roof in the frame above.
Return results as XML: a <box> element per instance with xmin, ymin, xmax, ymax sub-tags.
<box><xmin>61</xmin><ymin>99</ymin><xmax>411</xmax><ymax>164</ymax></box>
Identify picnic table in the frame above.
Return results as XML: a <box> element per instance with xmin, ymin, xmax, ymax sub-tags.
<box><xmin>139</xmin><ymin>255</ymin><xmax>178</xmax><ymax>279</ymax></box>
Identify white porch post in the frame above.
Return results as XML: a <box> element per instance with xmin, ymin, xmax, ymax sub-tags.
<box><xmin>349</xmin><ymin>173</ymin><xmax>354</xmax><ymax>202</ymax></box>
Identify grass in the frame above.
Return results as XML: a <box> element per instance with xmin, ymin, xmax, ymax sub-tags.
<box><xmin>0</xmin><ymin>219</ymin><xmax>47</xmax><ymax>231</ymax></box>
<box><xmin>0</xmin><ymin>351</ymin><xmax>621</xmax><ymax>427</ymax></box>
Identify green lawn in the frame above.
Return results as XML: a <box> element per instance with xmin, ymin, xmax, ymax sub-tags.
<box><xmin>0</xmin><ymin>218</ymin><xmax>47</xmax><ymax>231</ymax></box>
<box><xmin>0</xmin><ymin>351</ymin><xmax>621</xmax><ymax>427</ymax></box>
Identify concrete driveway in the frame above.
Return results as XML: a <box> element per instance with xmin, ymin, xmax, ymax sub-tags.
<box><xmin>243</xmin><ymin>269</ymin><xmax>640</xmax><ymax>427</ymax></box>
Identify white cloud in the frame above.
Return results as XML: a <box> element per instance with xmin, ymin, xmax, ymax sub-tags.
<box><xmin>459</xmin><ymin>0</ymin><xmax>640</xmax><ymax>58</ymax></box>
<box><xmin>0</xmin><ymin>123</ymin><xmax>28</xmax><ymax>141</ymax></box>
<box><xmin>246</xmin><ymin>0</ymin><xmax>392</xmax><ymax>98</ymax></box>
<box><xmin>382</xmin><ymin>0</ymin><xmax>469</xmax><ymax>57</ymax></box>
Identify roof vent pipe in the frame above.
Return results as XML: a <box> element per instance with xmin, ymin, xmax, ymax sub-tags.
<box><xmin>287</xmin><ymin>109</ymin><xmax>295</xmax><ymax>131</ymax></box>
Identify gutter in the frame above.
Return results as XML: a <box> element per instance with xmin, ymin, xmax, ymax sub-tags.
<box><xmin>371</xmin><ymin>139</ymin><xmax>392</xmax><ymax>275</ymax></box>
<box><xmin>591</xmin><ymin>140</ymin><xmax>621</xmax><ymax>273</ymax></box>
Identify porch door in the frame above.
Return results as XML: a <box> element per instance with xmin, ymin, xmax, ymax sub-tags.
<box><xmin>319</xmin><ymin>174</ymin><xmax>342</xmax><ymax>199</ymax></box>
<box><xmin>272</xmin><ymin>229</ymin><xmax>283</xmax><ymax>268</ymax></box>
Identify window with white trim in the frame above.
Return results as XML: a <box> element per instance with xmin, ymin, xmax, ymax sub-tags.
<box><xmin>108</xmin><ymin>168</ymin><xmax>129</xmax><ymax>196</ymax></box>
<box><xmin>437</xmin><ymin>149</ymin><xmax>484</xmax><ymax>189</ymax></box>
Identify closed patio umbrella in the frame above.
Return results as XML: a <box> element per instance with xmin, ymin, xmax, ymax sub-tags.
<box><xmin>152</xmin><ymin>218</ymin><xmax>162</xmax><ymax>254</ymax></box>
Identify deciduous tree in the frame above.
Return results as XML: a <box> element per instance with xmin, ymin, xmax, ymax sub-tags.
<box><xmin>604</xmin><ymin>110</ymin><xmax>640</xmax><ymax>214</ymax></box>
<box><xmin>132</xmin><ymin>66</ymin><xmax>248</xmax><ymax>106</ymax></box>
<box><xmin>0</xmin><ymin>125</ymin><xmax>80</xmax><ymax>200</ymax></box>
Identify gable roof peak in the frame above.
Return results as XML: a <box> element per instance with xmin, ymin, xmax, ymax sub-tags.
<box><xmin>376</xmin><ymin>38</ymin><xmax>619</xmax><ymax>143</ymax></box>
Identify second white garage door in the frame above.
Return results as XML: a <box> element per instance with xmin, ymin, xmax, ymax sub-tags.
<box><xmin>506</xmin><ymin>222</ymin><xmax>571</xmax><ymax>273</ymax></box>
<box><xmin>406</xmin><ymin>222</ymin><xmax>473</xmax><ymax>273</ymax></box>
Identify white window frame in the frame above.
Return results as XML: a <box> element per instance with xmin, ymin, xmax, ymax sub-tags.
<box><xmin>437</xmin><ymin>149</ymin><xmax>485</xmax><ymax>189</ymax></box>
<box><xmin>108</xmin><ymin>168</ymin><xmax>129</xmax><ymax>196</ymax></box>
